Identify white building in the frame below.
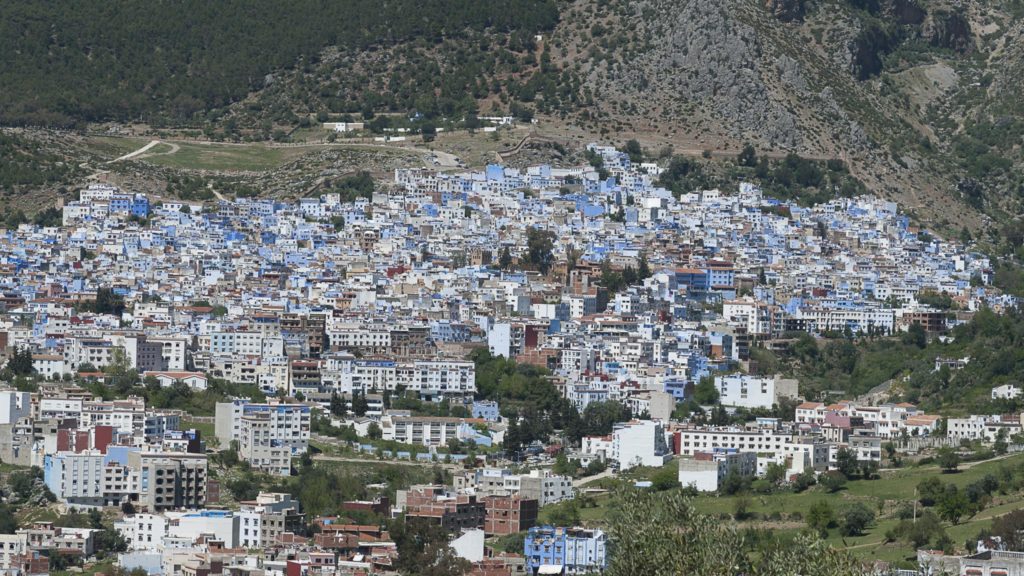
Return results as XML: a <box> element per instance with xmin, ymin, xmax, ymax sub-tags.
<box><xmin>214</xmin><ymin>400</ymin><xmax>310</xmax><ymax>455</ymax></box>
<box><xmin>167</xmin><ymin>510</ymin><xmax>239</xmax><ymax>549</ymax></box>
<box><xmin>32</xmin><ymin>354</ymin><xmax>67</xmax><ymax>379</ymax></box>
<box><xmin>115</xmin><ymin>513</ymin><xmax>169</xmax><ymax>552</ymax></box>
<box><xmin>947</xmin><ymin>415</ymin><xmax>1022</xmax><ymax>442</ymax></box>
<box><xmin>715</xmin><ymin>374</ymin><xmax>798</xmax><ymax>409</ymax></box>
<box><xmin>0</xmin><ymin>391</ymin><xmax>31</xmax><ymax>425</ymax></box>
<box><xmin>992</xmin><ymin>384</ymin><xmax>1022</xmax><ymax>400</ymax></box>
<box><xmin>143</xmin><ymin>371</ymin><xmax>209</xmax><ymax>391</ymax></box>
<box><xmin>455</xmin><ymin>468</ymin><xmax>573</xmax><ymax>506</ymax></box>
<box><xmin>39</xmin><ymin>396</ymin><xmax>84</xmax><ymax>420</ymax></box>
<box><xmin>0</xmin><ymin>533</ymin><xmax>28</xmax><ymax>571</ymax></box>
<box><xmin>380</xmin><ymin>415</ymin><xmax>462</xmax><ymax>447</ymax></box>
<box><xmin>610</xmin><ymin>420</ymin><xmax>671</xmax><ymax>470</ymax></box>
<box><xmin>43</xmin><ymin>450</ymin><xmax>108</xmax><ymax>507</ymax></box>
<box><xmin>673</xmin><ymin>426</ymin><xmax>829</xmax><ymax>475</ymax></box>
<box><xmin>678</xmin><ymin>450</ymin><xmax>757</xmax><ymax>492</ymax></box>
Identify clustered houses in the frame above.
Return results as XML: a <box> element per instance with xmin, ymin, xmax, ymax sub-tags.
<box><xmin>1</xmin><ymin>147</ymin><xmax>1008</xmax><ymax>414</ymax></box>
<box><xmin>0</xmin><ymin>385</ymin><xmax>217</xmax><ymax>573</ymax></box>
<box><xmin>454</xmin><ymin>468</ymin><xmax>575</xmax><ymax>507</ymax></box>
<box><xmin>0</xmin><ymin>142</ymin><xmax>1019</xmax><ymax>576</ymax></box>
<box><xmin>0</xmin><ymin>523</ymin><xmax>97</xmax><ymax>574</ymax></box>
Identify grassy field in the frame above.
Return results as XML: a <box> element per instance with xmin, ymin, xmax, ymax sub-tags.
<box><xmin>183</xmin><ymin>418</ymin><xmax>218</xmax><ymax>448</ymax></box>
<box><xmin>137</xmin><ymin>141</ymin><xmax>312</xmax><ymax>171</ymax></box>
<box><xmin>84</xmin><ymin>135</ymin><xmax>429</xmax><ymax>174</ymax></box>
<box><xmin>543</xmin><ymin>453</ymin><xmax>1024</xmax><ymax>568</ymax></box>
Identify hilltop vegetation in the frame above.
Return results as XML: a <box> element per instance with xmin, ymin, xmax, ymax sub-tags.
<box><xmin>0</xmin><ymin>0</ymin><xmax>558</xmax><ymax>128</ymax></box>
<box><xmin>0</xmin><ymin>132</ymin><xmax>79</xmax><ymax>195</ymax></box>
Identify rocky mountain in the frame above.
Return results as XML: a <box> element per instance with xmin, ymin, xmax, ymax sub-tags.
<box><xmin>203</xmin><ymin>0</ymin><xmax>1021</xmax><ymax>238</ymax></box>
<box><xmin>542</xmin><ymin>0</ymin><xmax>1024</xmax><ymax>235</ymax></box>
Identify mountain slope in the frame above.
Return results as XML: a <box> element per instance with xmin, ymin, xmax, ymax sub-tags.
<box><xmin>0</xmin><ymin>0</ymin><xmax>558</xmax><ymax>127</ymax></box>
<box><xmin>2</xmin><ymin>0</ymin><xmax>1023</xmax><ymax>242</ymax></box>
<box><xmin>543</xmin><ymin>0</ymin><xmax>1024</xmax><ymax>231</ymax></box>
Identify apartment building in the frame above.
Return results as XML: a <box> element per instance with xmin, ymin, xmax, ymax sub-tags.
<box><xmin>128</xmin><ymin>451</ymin><xmax>208</xmax><ymax>512</ymax></box>
<box><xmin>714</xmin><ymin>374</ymin><xmax>798</xmax><ymax>410</ymax></box>
<box><xmin>238</xmin><ymin>493</ymin><xmax>304</xmax><ymax>549</ymax></box>
<box><xmin>524</xmin><ymin>526</ymin><xmax>608</xmax><ymax>575</ymax></box>
<box><xmin>237</xmin><ymin>412</ymin><xmax>293</xmax><ymax>476</ymax></box>
<box><xmin>380</xmin><ymin>415</ymin><xmax>463</xmax><ymax>447</ymax></box>
<box><xmin>483</xmin><ymin>496</ymin><xmax>538</xmax><ymax>535</ymax></box>
<box><xmin>214</xmin><ymin>399</ymin><xmax>310</xmax><ymax>455</ymax></box>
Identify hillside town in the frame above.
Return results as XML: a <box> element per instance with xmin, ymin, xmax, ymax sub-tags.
<box><xmin>0</xmin><ymin>143</ymin><xmax>1020</xmax><ymax>575</ymax></box>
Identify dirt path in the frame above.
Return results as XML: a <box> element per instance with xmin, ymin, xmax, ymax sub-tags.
<box><xmin>574</xmin><ymin>468</ymin><xmax>615</xmax><ymax>488</ymax></box>
<box><xmin>108</xmin><ymin>139</ymin><xmax>160</xmax><ymax>163</ymax></box>
<box><xmin>106</xmin><ymin>139</ymin><xmax>181</xmax><ymax>164</ymax></box>
<box><xmin>207</xmin><ymin>181</ymin><xmax>227</xmax><ymax>202</ymax></box>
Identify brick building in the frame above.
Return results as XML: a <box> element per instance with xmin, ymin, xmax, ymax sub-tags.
<box><xmin>483</xmin><ymin>496</ymin><xmax>538</xmax><ymax>535</ymax></box>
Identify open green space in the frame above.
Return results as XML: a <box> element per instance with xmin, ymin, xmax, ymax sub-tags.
<box><xmin>183</xmin><ymin>418</ymin><xmax>218</xmax><ymax>448</ymax></box>
<box><xmin>539</xmin><ymin>453</ymin><xmax>1024</xmax><ymax>568</ymax></box>
<box><xmin>137</xmin><ymin>141</ymin><xmax>309</xmax><ymax>171</ymax></box>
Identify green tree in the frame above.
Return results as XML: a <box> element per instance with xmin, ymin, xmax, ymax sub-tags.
<box><xmin>546</xmin><ymin>500</ymin><xmax>580</xmax><ymax>526</ymax></box>
<box><xmin>887</xmin><ymin>511</ymin><xmax>947</xmax><ymax>549</ymax></box>
<box><xmin>720</xmin><ymin>470</ymin><xmax>750</xmax><ymax>495</ymax></box>
<box><xmin>937</xmin><ymin>487</ymin><xmax>970</xmax><ymax>524</ymax></box>
<box><xmin>792</xmin><ymin>468</ymin><xmax>817</xmax><ymax>492</ymax></box>
<box><xmin>351</xmin><ymin>390</ymin><xmax>369</xmax><ymax>416</ymax></box>
<box><xmin>737</xmin><ymin>143</ymin><xmax>758</xmax><ymax>167</ymax></box>
<box><xmin>607</xmin><ymin>488</ymin><xmax>860</xmax><ymax>575</ymax></box>
<box><xmin>104</xmin><ymin>347</ymin><xmax>139</xmax><ymax>394</ymax></box>
<box><xmin>525</xmin><ymin>227</ymin><xmax>556</xmax><ymax>274</ymax></box>
<box><xmin>503</xmin><ymin>416</ymin><xmax>523</xmax><ymax>455</ymax></box>
<box><xmin>989</xmin><ymin>509</ymin><xmax>1024</xmax><ymax>550</ymax></box>
<box><xmin>7</xmin><ymin>346</ymin><xmax>34</xmax><ymax>376</ymax></box>
<box><xmin>94</xmin><ymin>286</ymin><xmax>126</xmax><ymax>315</ymax></box>
<box><xmin>994</xmin><ymin>428</ymin><xmax>1008</xmax><ymax>455</ymax></box>
<box><xmin>692</xmin><ymin>377</ymin><xmax>719</xmax><ymax>405</ymax></box>
<box><xmin>637</xmin><ymin>253</ymin><xmax>652</xmax><ymax>280</ymax></box>
<box><xmin>392</xmin><ymin>517</ymin><xmax>472</xmax><ymax>576</ymax></box>
<box><xmin>917</xmin><ymin>476</ymin><xmax>945</xmax><ymax>506</ymax></box>
<box><xmin>421</xmin><ymin>123</ymin><xmax>437</xmax><ymax>142</ymax></box>
<box><xmin>650</xmin><ymin>465</ymin><xmax>680</xmax><ymax>491</ymax></box>
<box><xmin>807</xmin><ymin>500</ymin><xmax>835</xmax><ymax>537</ymax></box>
<box><xmin>498</xmin><ymin>247</ymin><xmax>513</xmax><ymax>271</ymax></box>
<box><xmin>552</xmin><ymin>453</ymin><xmax>574</xmax><ymax>476</ymax></box>
<box><xmin>834</xmin><ymin>447</ymin><xmax>859</xmax><ymax>479</ymax></box>
<box><xmin>839</xmin><ymin>504</ymin><xmax>874</xmax><ymax>536</ymax></box>
<box><xmin>622</xmin><ymin>139</ymin><xmax>643</xmax><ymax>163</ymax></box>
<box><xmin>819</xmin><ymin>471</ymin><xmax>847</xmax><ymax>493</ymax></box>
<box><xmin>570</xmin><ymin>400</ymin><xmax>630</xmax><ymax>441</ymax></box>
<box><xmin>936</xmin><ymin>446</ymin><xmax>960</xmax><ymax>473</ymax></box>
<box><xmin>329</xmin><ymin>392</ymin><xmax>345</xmax><ymax>416</ymax></box>
<box><xmin>903</xmin><ymin>322</ymin><xmax>927</xmax><ymax>348</ymax></box>
<box><xmin>764</xmin><ymin>462</ymin><xmax>787</xmax><ymax>484</ymax></box>
<box><xmin>883</xmin><ymin>441</ymin><xmax>897</xmax><ymax>463</ymax></box>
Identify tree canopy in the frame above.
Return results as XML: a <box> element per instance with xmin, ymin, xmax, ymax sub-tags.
<box><xmin>0</xmin><ymin>0</ymin><xmax>559</xmax><ymax>127</ymax></box>
<box><xmin>606</xmin><ymin>488</ymin><xmax>863</xmax><ymax>576</ymax></box>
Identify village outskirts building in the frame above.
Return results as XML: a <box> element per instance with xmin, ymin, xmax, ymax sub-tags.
<box><xmin>677</xmin><ymin>449</ymin><xmax>757</xmax><ymax>492</ymax></box>
<box><xmin>524</xmin><ymin>526</ymin><xmax>608</xmax><ymax>575</ymax></box>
